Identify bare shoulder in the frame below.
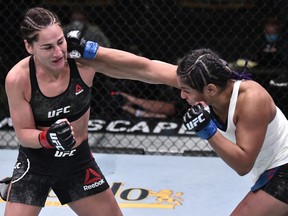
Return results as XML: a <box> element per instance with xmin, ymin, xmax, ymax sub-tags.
<box><xmin>72</xmin><ymin>58</ymin><xmax>100</xmax><ymax>86</ymax></box>
<box><xmin>6</xmin><ymin>57</ymin><xmax>30</xmax><ymax>88</ymax></box>
<box><xmin>238</xmin><ymin>80</ymin><xmax>275</xmax><ymax>119</ymax></box>
<box><xmin>239</xmin><ymin>80</ymin><xmax>271</xmax><ymax>99</ymax></box>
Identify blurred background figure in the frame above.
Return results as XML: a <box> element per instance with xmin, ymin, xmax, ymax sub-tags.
<box><xmin>258</xmin><ymin>15</ymin><xmax>282</xmax><ymax>68</ymax></box>
<box><xmin>236</xmin><ymin>15</ymin><xmax>283</xmax><ymax>69</ymax></box>
<box><xmin>63</xmin><ymin>8</ymin><xmax>111</xmax><ymax>47</ymax></box>
<box><xmin>93</xmin><ymin>78</ymin><xmax>184</xmax><ymax>120</ymax></box>
<box><xmin>112</xmin><ymin>91</ymin><xmax>176</xmax><ymax>119</ymax></box>
<box><xmin>269</xmin><ymin>0</ymin><xmax>288</xmax><ymax>87</ymax></box>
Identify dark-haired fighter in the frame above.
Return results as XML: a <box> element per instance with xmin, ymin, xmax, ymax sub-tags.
<box><xmin>5</xmin><ymin>7</ymin><xmax>178</xmax><ymax>216</ymax></box>
<box><xmin>179</xmin><ymin>48</ymin><xmax>288</xmax><ymax>215</ymax></box>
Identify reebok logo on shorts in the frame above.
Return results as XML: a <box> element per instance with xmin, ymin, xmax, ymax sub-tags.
<box><xmin>84</xmin><ymin>168</ymin><xmax>101</xmax><ymax>184</ymax></box>
<box><xmin>83</xmin><ymin>168</ymin><xmax>105</xmax><ymax>191</ymax></box>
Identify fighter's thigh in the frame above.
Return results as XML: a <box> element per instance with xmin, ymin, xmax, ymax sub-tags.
<box><xmin>68</xmin><ymin>188</ymin><xmax>122</xmax><ymax>216</ymax></box>
<box><xmin>231</xmin><ymin>190</ymin><xmax>288</xmax><ymax>216</ymax></box>
<box><xmin>8</xmin><ymin>152</ymin><xmax>50</xmax><ymax>207</ymax></box>
<box><xmin>4</xmin><ymin>202</ymin><xmax>41</xmax><ymax>216</ymax></box>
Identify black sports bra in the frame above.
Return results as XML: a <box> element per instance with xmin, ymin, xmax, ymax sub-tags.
<box><xmin>29</xmin><ymin>56</ymin><xmax>91</xmax><ymax>127</ymax></box>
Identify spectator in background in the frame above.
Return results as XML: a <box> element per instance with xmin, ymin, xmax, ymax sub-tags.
<box><xmin>112</xmin><ymin>90</ymin><xmax>176</xmax><ymax>119</ymax></box>
<box><xmin>258</xmin><ymin>15</ymin><xmax>283</xmax><ymax>68</ymax></box>
<box><xmin>90</xmin><ymin>77</ymin><xmax>181</xmax><ymax>120</ymax></box>
<box><xmin>63</xmin><ymin>9</ymin><xmax>111</xmax><ymax>47</ymax></box>
<box><xmin>269</xmin><ymin>0</ymin><xmax>288</xmax><ymax>87</ymax></box>
<box><xmin>236</xmin><ymin>15</ymin><xmax>283</xmax><ymax>69</ymax></box>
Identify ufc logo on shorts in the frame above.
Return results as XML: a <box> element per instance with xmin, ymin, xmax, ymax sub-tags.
<box><xmin>49</xmin><ymin>133</ymin><xmax>65</xmax><ymax>151</ymax></box>
<box><xmin>14</xmin><ymin>162</ymin><xmax>21</xmax><ymax>169</ymax></box>
<box><xmin>48</xmin><ymin>106</ymin><xmax>70</xmax><ymax>118</ymax></box>
<box><xmin>185</xmin><ymin>113</ymin><xmax>205</xmax><ymax>130</ymax></box>
<box><xmin>54</xmin><ymin>149</ymin><xmax>76</xmax><ymax>157</ymax></box>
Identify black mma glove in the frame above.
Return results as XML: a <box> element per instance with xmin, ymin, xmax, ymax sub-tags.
<box><xmin>183</xmin><ymin>104</ymin><xmax>217</xmax><ymax>140</ymax></box>
<box><xmin>66</xmin><ymin>30</ymin><xmax>99</xmax><ymax>59</ymax></box>
<box><xmin>39</xmin><ymin>121</ymin><xmax>76</xmax><ymax>151</ymax></box>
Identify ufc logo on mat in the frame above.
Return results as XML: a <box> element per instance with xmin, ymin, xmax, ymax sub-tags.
<box><xmin>48</xmin><ymin>106</ymin><xmax>71</xmax><ymax>118</ymax></box>
<box><xmin>185</xmin><ymin>113</ymin><xmax>205</xmax><ymax>130</ymax></box>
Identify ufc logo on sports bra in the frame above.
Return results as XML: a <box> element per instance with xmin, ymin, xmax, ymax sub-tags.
<box><xmin>48</xmin><ymin>106</ymin><xmax>71</xmax><ymax>118</ymax></box>
<box><xmin>185</xmin><ymin>113</ymin><xmax>205</xmax><ymax>130</ymax></box>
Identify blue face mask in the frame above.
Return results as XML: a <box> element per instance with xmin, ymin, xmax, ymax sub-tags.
<box><xmin>265</xmin><ymin>34</ymin><xmax>279</xmax><ymax>43</ymax></box>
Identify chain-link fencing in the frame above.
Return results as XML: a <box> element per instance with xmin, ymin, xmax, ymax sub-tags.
<box><xmin>1</xmin><ymin>0</ymin><xmax>288</xmax><ymax>155</ymax></box>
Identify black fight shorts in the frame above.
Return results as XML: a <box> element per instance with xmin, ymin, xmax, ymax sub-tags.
<box><xmin>252</xmin><ymin>163</ymin><xmax>288</xmax><ymax>204</ymax></box>
<box><xmin>8</xmin><ymin>140</ymin><xmax>110</xmax><ymax>206</ymax></box>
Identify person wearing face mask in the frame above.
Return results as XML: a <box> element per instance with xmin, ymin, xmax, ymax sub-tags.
<box><xmin>63</xmin><ymin>8</ymin><xmax>111</xmax><ymax>48</ymax></box>
<box><xmin>269</xmin><ymin>0</ymin><xmax>288</xmax><ymax>87</ymax></box>
<box><xmin>255</xmin><ymin>15</ymin><xmax>283</xmax><ymax>69</ymax></box>
<box><xmin>236</xmin><ymin>15</ymin><xmax>283</xmax><ymax>70</ymax></box>
<box><xmin>264</xmin><ymin>33</ymin><xmax>279</xmax><ymax>50</ymax></box>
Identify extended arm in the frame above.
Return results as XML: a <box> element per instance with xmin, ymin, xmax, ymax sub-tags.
<box><xmin>95</xmin><ymin>47</ymin><xmax>179</xmax><ymax>88</ymax></box>
<box><xmin>66</xmin><ymin>30</ymin><xmax>179</xmax><ymax>88</ymax></box>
